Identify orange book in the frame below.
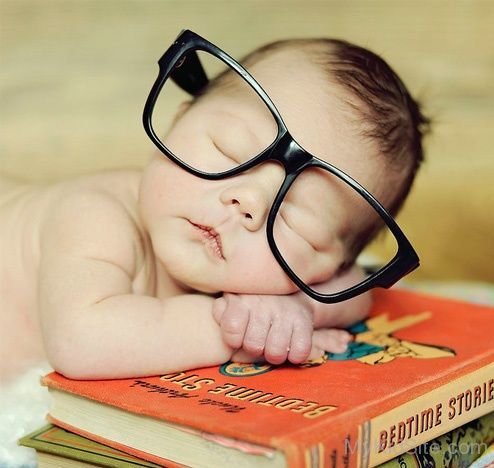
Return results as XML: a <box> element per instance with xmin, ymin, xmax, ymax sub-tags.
<box><xmin>42</xmin><ymin>289</ymin><xmax>494</xmax><ymax>468</ymax></box>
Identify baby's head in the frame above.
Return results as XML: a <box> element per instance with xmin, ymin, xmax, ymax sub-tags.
<box><xmin>139</xmin><ymin>36</ymin><xmax>429</xmax><ymax>296</ymax></box>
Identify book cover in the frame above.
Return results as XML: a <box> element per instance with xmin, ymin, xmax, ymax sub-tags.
<box><xmin>42</xmin><ymin>289</ymin><xmax>494</xmax><ymax>468</ymax></box>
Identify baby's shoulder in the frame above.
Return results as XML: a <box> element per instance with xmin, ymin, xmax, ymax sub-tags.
<box><xmin>44</xmin><ymin>170</ymin><xmax>139</xmax><ymax>226</ymax></box>
<box><xmin>41</xmin><ymin>170</ymin><xmax>145</xmax><ymax>273</ymax></box>
<box><xmin>53</xmin><ymin>170</ymin><xmax>137</xmax><ymax>209</ymax></box>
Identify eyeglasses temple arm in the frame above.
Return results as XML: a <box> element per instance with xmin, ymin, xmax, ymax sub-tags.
<box><xmin>170</xmin><ymin>50</ymin><xmax>209</xmax><ymax>96</ymax></box>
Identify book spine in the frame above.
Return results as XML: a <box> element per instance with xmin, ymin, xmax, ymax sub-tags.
<box><xmin>273</xmin><ymin>419</ymin><xmax>361</xmax><ymax>468</ymax></box>
<box><xmin>366</xmin><ymin>362</ymin><xmax>494</xmax><ymax>466</ymax></box>
<box><xmin>282</xmin><ymin>362</ymin><xmax>494</xmax><ymax>468</ymax></box>
<box><xmin>377</xmin><ymin>412</ymin><xmax>494</xmax><ymax>468</ymax></box>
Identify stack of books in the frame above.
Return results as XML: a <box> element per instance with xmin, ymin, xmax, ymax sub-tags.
<box><xmin>20</xmin><ymin>289</ymin><xmax>494</xmax><ymax>467</ymax></box>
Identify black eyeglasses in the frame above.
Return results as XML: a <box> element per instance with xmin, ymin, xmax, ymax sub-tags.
<box><xmin>142</xmin><ymin>29</ymin><xmax>419</xmax><ymax>303</ymax></box>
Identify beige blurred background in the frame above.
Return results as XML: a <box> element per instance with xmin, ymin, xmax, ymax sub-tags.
<box><xmin>1</xmin><ymin>0</ymin><xmax>493</xmax><ymax>283</ymax></box>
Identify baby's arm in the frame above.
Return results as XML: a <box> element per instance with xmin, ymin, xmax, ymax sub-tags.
<box><xmin>39</xmin><ymin>190</ymin><xmax>233</xmax><ymax>380</ymax></box>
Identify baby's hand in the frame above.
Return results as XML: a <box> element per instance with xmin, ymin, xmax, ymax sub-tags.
<box><xmin>213</xmin><ymin>293</ymin><xmax>312</xmax><ymax>364</ymax></box>
<box><xmin>212</xmin><ymin>293</ymin><xmax>351</xmax><ymax>365</ymax></box>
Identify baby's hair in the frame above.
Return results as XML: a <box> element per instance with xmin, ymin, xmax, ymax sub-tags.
<box><xmin>193</xmin><ymin>37</ymin><xmax>430</xmax><ymax>265</ymax></box>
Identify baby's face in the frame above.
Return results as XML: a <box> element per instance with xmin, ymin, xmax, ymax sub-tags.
<box><xmin>139</xmin><ymin>51</ymin><xmax>385</xmax><ymax>294</ymax></box>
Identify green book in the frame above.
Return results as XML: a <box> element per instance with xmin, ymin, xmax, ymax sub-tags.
<box><xmin>18</xmin><ymin>424</ymin><xmax>161</xmax><ymax>468</ymax></box>
<box><xmin>469</xmin><ymin>441</ymin><xmax>494</xmax><ymax>468</ymax></box>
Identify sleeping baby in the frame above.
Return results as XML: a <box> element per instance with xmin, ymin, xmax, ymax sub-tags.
<box><xmin>0</xmin><ymin>30</ymin><xmax>429</xmax><ymax>381</ymax></box>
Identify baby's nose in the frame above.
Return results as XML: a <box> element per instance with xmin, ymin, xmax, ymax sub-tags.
<box><xmin>220</xmin><ymin>163</ymin><xmax>284</xmax><ymax>231</ymax></box>
<box><xmin>220</xmin><ymin>185</ymin><xmax>268</xmax><ymax>231</ymax></box>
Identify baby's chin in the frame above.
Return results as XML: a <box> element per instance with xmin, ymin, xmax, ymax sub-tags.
<box><xmin>166</xmin><ymin>261</ymin><xmax>300</xmax><ymax>296</ymax></box>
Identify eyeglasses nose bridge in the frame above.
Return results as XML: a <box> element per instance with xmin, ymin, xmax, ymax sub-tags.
<box><xmin>268</xmin><ymin>131</ymin><xmax>314</xmax><ymax>174</ymax></box>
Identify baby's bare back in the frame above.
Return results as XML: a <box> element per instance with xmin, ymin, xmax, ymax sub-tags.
<box><xmin>1</xmin><ymin>177</ymin><xmax>47</xmax><ymax>378</ymax></box>
<box><xmin>0</xmin><ymin>171</ymin><xmax>144</xmax><ymax>380</ymax></box>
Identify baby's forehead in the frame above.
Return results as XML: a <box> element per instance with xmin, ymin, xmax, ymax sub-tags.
<box><xmin>245</xmin><ymin>54</ymin><xmax>383</xmax><ymax>181</ymax></box>
<box><xmin>246</xmin><ymin>49</ymin><xmax>332</xmax><ymax>109</ymax></box>
<box><xmin>213</xmin><ymin>47</ymin><xmax>330</xmax><ymax>107</ymax></box>
<box><xmin>199</xmin><ymin>49</ymin><xmax>391</xmax><ymax>203</ymax></box>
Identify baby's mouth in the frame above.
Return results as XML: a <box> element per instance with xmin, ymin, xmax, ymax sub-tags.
<box><xmin>189</xmin><ymin>221</ymin><xmax>225</xmax><ymax>260</ymax></box>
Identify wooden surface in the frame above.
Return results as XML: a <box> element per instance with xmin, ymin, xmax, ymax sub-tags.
<box><xmin>1</xmin><ymin>0</ymin><xmax>493</xmax><ymax>282</ymax></box>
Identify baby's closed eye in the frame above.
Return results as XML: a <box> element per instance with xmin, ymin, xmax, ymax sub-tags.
<box><xmin>277</xmin><ymin>201</ymin><xmax>336</xmax><ymax>252</ymax></box>
<box><xmin>208</xmin><ymin>117</ymin><xmax>263</xmax><ymax>165</ymax></box>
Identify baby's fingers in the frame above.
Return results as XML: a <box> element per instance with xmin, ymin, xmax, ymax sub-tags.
<box><xmin>312</xmin><ymin>328</ymin><xmax>352</xmax><ymax>355</ymax></box>
<box><xmin>214</xmin><ymin>296</ymin><xmax>249</xmax><ymax>349</ymax></box>
<box><xmin>212</xmin><ymin>297</ymin><xmax>227</xmax><ymax>324</ymax></box>
<box><xmin>242</xmin><ymin>310</ymin><xmax>271</xmax><ymax>358</ymax></box>
<box><xmin>287</xmin><ymin>322</ymin><xmax>312</xmax><ymax>364</ymax></box>
<box><xmin>264</xmin><ymin>317</ymin><xmax>292</xmax><ymax>365</ymax></box>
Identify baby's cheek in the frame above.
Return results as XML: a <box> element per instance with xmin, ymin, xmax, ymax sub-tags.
<box><xmin>140</xmin><ymin>157</ymin><xmax>192</xmax><ymax>217</ymax></box>
<box><xmin>228</xmin><ymin>249</ymin><xmax>298</xmax><ymax>294</ymax></box>
<box><xmin>302</xmin><ymin>249</ymin><xmax>345</xmax><ymax>287</ymax></box>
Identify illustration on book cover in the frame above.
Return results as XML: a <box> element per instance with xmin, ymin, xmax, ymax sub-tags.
<box><xmin>220</xmin><ymin>311</ymin><xmax>456</xmax><ymax>377</ymax></box>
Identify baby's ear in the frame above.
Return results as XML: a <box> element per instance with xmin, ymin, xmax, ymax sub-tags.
<box><xmin>171</xmin><ymin>100</ymin><xmax>192</xmax><ymax>127</ymax></box>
